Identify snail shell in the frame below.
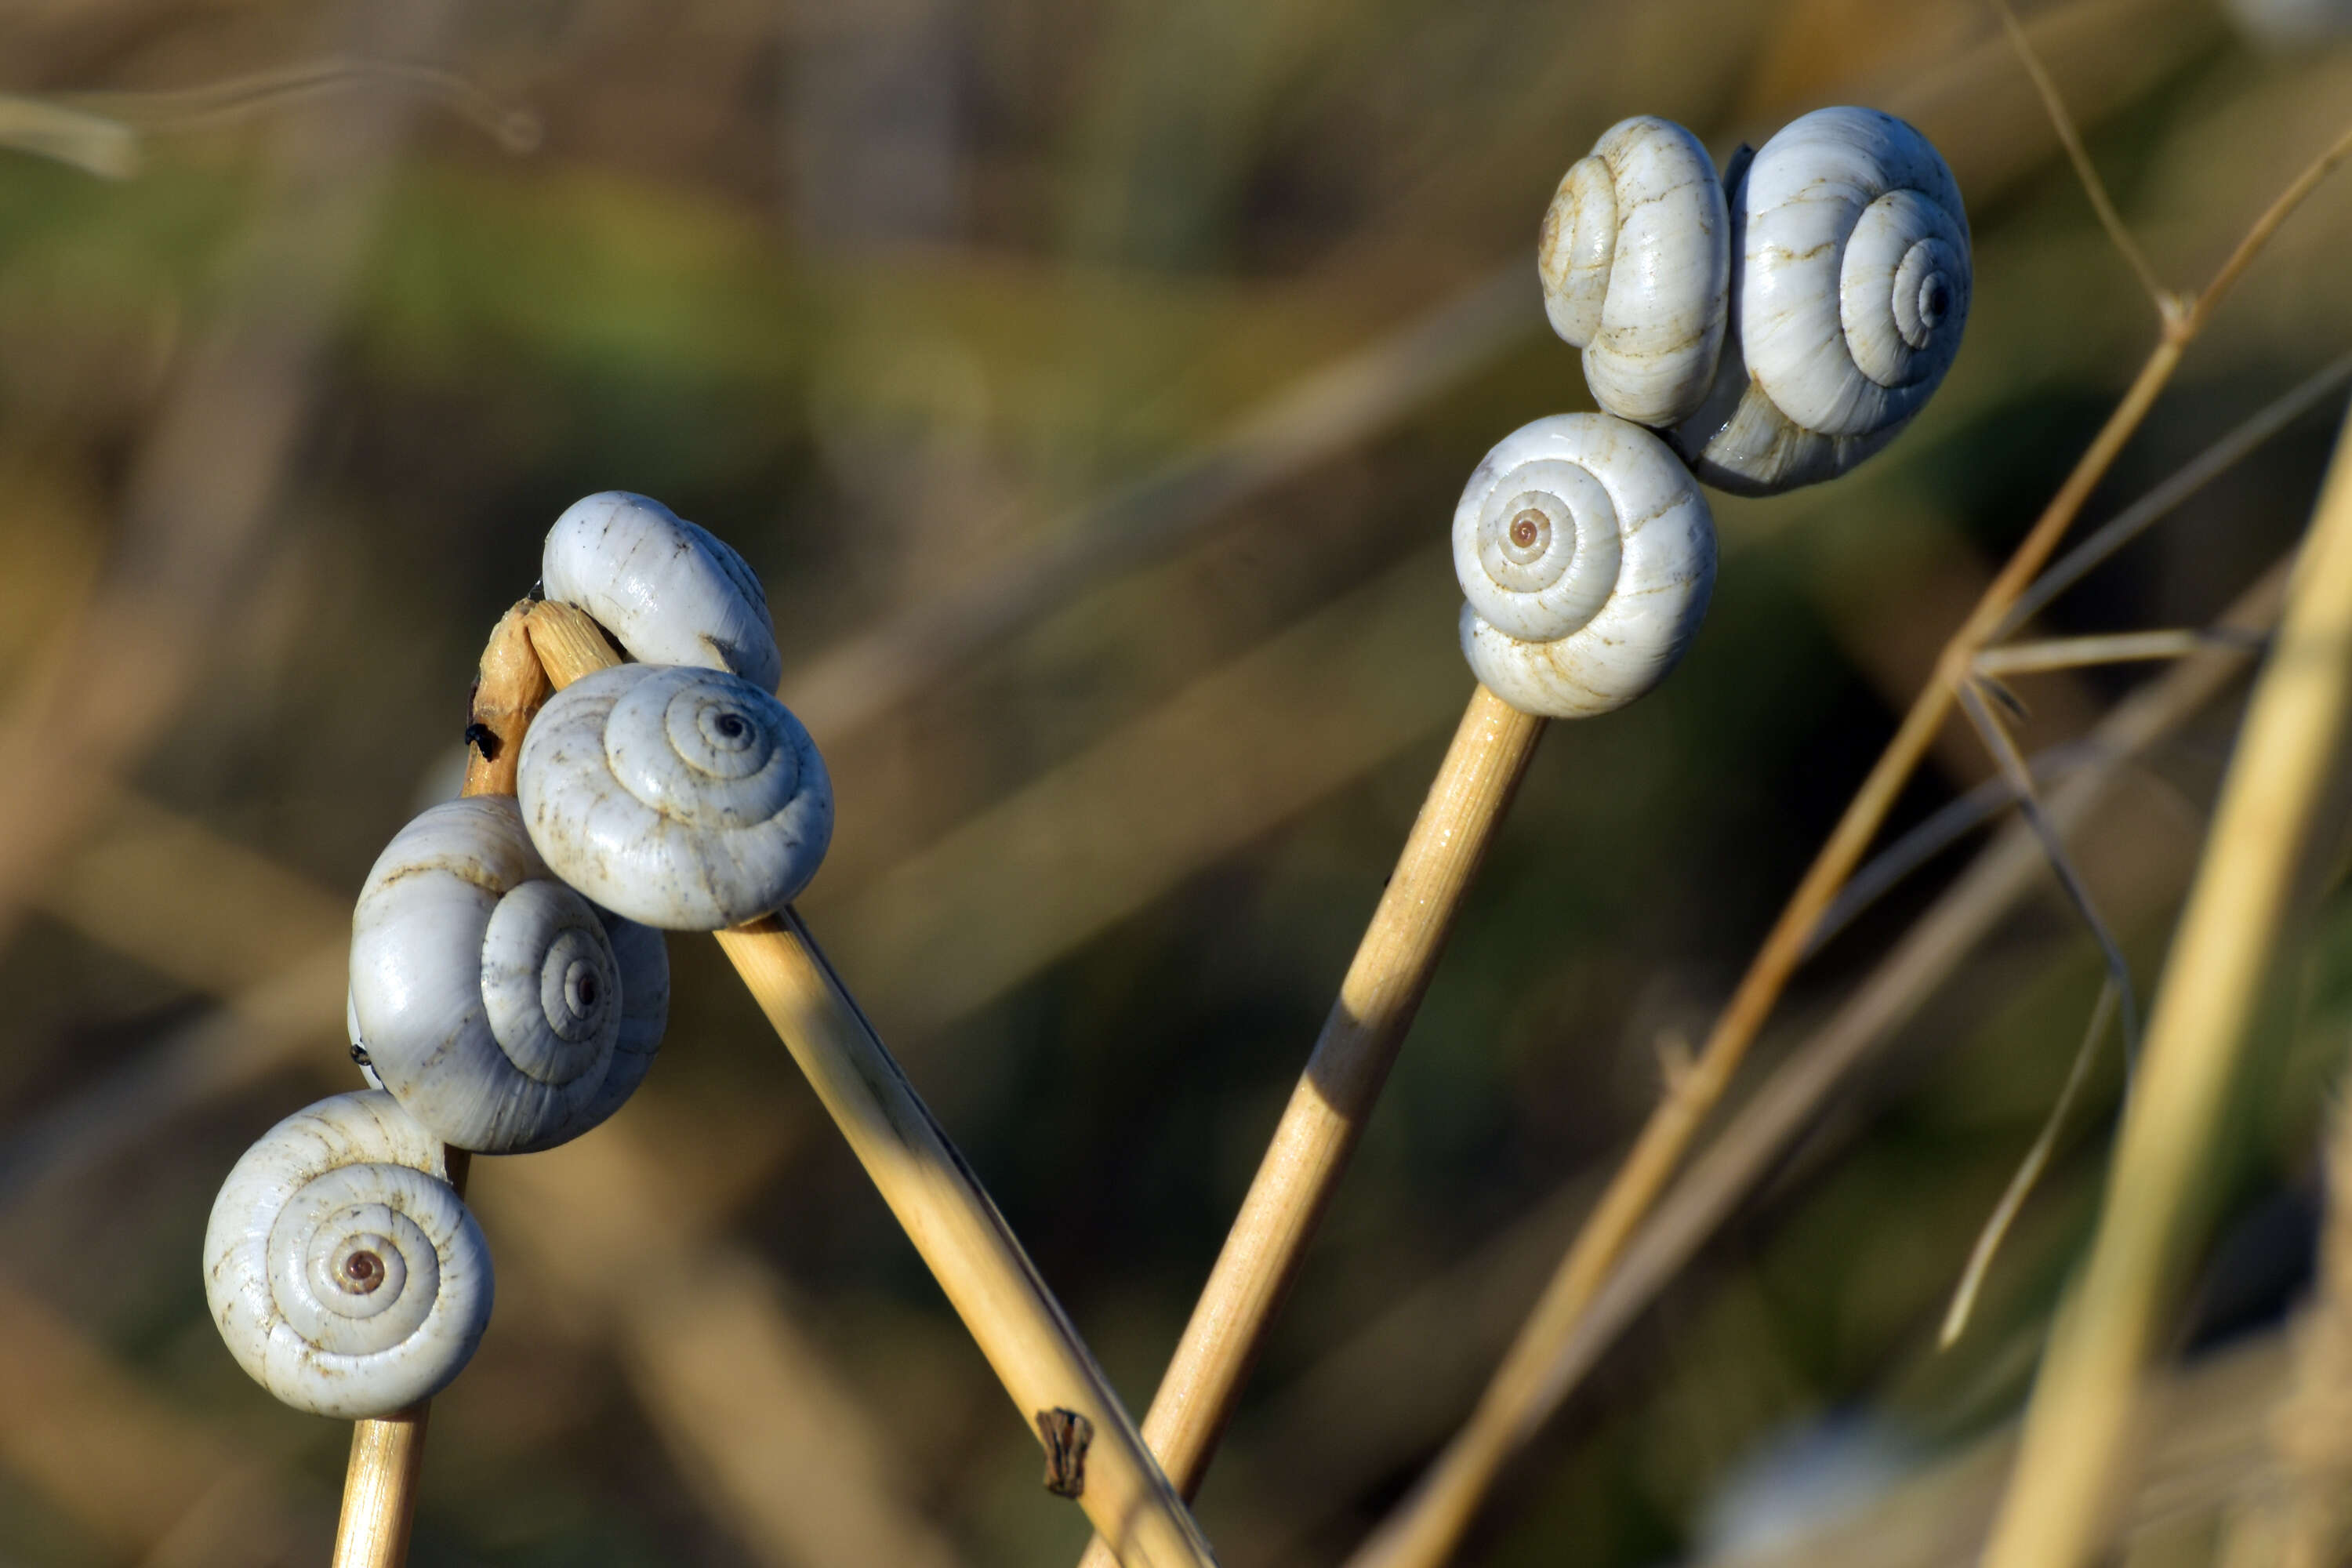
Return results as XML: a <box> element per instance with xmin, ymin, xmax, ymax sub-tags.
<box><xmin>349</xmin><ymin>796</ymin><xmax>667</xmax><ymax>1153</ymax></box>
<box><xmin>1454</xmin><ymin>412</ymin><xmax>1715</xmax><ymax>718</ymax></box>
<box><xmin>542</xmin><ymin>492</ymin><xmax>782</xmax><ymax>691</ymax></box>
<box><xmin>1669</xmin><ymin>107</ymin><xmax>1968</xmax><ymax>494</ymax></box>
<box><xmin>1540</xmin><ymin>116</ymin><xmax>1731</xmax><ymax>428</ymax></box>
<box><xmin>202</xmin><ymin>1091</ymin><xmax>492</xmax><ymax>1419</ymax></box>
<box><xmin>517</xmin><ymin>662</ymin><xmax>833</xmax><ymax>930</ymax></box>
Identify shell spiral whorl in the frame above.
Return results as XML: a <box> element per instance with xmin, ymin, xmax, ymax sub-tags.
<box><xmin>1454</xmin><ymin>413</ymin><xmax>1716</xmax><ymax>719</ymax></box>
<box><xmin>1740</xmin><ymin>106</ymin><xmax>1970</xmax><ymax>438</ymax></box>
<box><xmin>1539</xmin><ymin>116</ymin><xmax>1731</xmax><ymax>428</ymax></box>
<box><xmin>1668</xmin><ymin>106</ymin><xmax>1969</xmax><ymax>494</ymax></box>
<box><xmin>350</xmin><ymin>795</ymin><xmax>664</xmax><ymax>1153</ymax></box>
<box><xmin>202</xmin><ymin>1091</ymin><xmax>492</xmax><ymax>1419</ymax></box>
<box><xmin>517</xmin><ymin>662</ymin><xmax>834</xmax><ymax>931</ymax></box>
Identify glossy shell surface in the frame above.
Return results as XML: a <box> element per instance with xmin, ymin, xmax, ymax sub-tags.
<box><xmin>202</xmin><ymin>1091</ymin><xmax>492</xmax><ymax>1419</ymax></box>
<box><xmin>350</xmin><ymin>796</ymin><xmax>665</xmax><ymax>1152</ymax></box>
<box><xmin>517</xmin><ymin>663</ymin><xmax>833</xmax><ymax>930</ymax></box>
<box><xmin>543</xmin><ymin>492</ymin><xmax>782</xmax><ymax>691</ymax></box>
<box><xmin>1540</xmin><ymin>116</ymin><xmax>1730</xmax><ymax>427</ymax></box>
<box><xmin>1453</xmin><ymin>412</ymin><xmax>1716</xmax><ymax>718</ymax></box>
<box><xmin>1737</xmin><ymin>106</ymin><xmax>1969</xmax><ymax>440</ymax></box>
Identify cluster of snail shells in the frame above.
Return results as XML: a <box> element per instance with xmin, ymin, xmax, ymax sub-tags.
<box><xmin>1543</xmin><ymin>106</ymin><xmax>1969</xmax><ymax>496</ymax></box>
<box><xmin>209</xmin><ymin>491</ymin><xmax>830</xmax><ymax>1420</ymax></box>
<box><xmin>1461</xmin><ymin>106</ymin><xmax>1969</xmax><ymax>720</ymax></box>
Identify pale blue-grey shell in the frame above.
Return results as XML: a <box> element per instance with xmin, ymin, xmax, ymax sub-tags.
<box><xmin>201</xmin><ymin>1091</ymin><xmax>492</xmax><ymax>1419</ymax></box>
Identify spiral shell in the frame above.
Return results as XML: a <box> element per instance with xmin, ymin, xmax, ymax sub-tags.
<box><xmin>1453</xmin><ymin>413</ymin><xmax>1715</xmax><ymax>718</ymax></box>
<box><xmin>542</xmin><ymin>492</ymin><xmax>782</xmax><ymax>691</ymax></box>
<box><xmin>517</xmin><ymin>662</ymin><xmax>834</xmax><ymax>930</ymax></box>
<box><xmin>1540</xmin><ymin>116</ymin><xmax>1731</xmax><ymax>427</ymax></box>
<box><xmin>1663</xmin><ymin>106</ymin><xmax>1967</xmax><ymax>495</ymax></box>
<box><xmin>350</xmin><ymin>796</ymin><xmax>667</xmax><ymax>1152</ymax></box>
<box><xmin>202</xmin><ymin>1091</ymin><xmax>492</xmax><ymax>1419</ymax></box>
<box><xmin>1664</xmin><ymin>296</ymin><xmax>1906</xmax><ymax>497</ymax></box>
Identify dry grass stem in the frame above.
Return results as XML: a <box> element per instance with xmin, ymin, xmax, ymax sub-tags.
<box><xmin>1989</xmin><ymin>0</ymin><xmax>2176</xmax><ymax>321</ymax></box>
<box><xmin>1973</xmin><ymin>629</ymin><xmax>2255</xmax><ymax>675</ymax></box>
<box><xmin>1980</xmin><ymin>397</ymin><xmax>2352</xmax><ymax>1568</ymax></box>
<box><xmin>1996</xmin><ymin>350</ymin><xmax>2352</xmax><ymax>637</ymax></box>
<box><xmin>1941</xmin><ymin>981</ymin><xmax>2118</xmax><ymax>1348</ymax></box>
<box><xmin>459</xmin><ymin>601</ymin><xmax>552</xmax><ymax>797</ymax></box>
<box><xmin>332</xmin><ymin>607</ymin><xmax>546</xmax><ymax>1568</ymax></box>
<box><xmin>524</xmin><ymin>601</ymin><xmax>1216</xmax><ymax>1568</ymax></box>
<box><xmin>1345</xmin><ymin>93</ymin><xmax>2352</xmax><ymax>1568</ymax></box>
<box><xmin>1319</xmin><ymin>557</ymin><xmax>2286</xmax><ymax>1568</ymax></box>
<box><xmin>2266</xmin><ymin>1094</ymin><xmax>2352</xmax><ymax>1568</ymax></box>
<box><xmin>63</xmin><ymin>57</ymin><xmax>542</xmax><ymax>152</ymax></box>
<box><xmin>331</xmin><ymin>1407</ymin><xmax>434</xmax><ymax>1568</ymax></box>
<box><xmin>0</xmin><ymin>94</ymin><xmax>139</xmax><ymax>177</ymax></box>
<box><xmin>334</xmin><ymin>1154</ymin><xmax>475</xmax><ymax>1567</ymax></box>
<box><xmin>1954</xmin><ymin>681</ymin><xmax>2140</xmax><ymax>1046</ymax></box>
<box><xmin>1072</xmin><ymin>686</ymin><xmax>1544</xmax><ymax>1568</ymax></box>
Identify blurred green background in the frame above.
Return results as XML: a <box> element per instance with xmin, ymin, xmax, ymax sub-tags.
<box><xmin>2</xmin><ymin>0</ymin><xmax>2351</xmax><ymax>1563</ymax></box>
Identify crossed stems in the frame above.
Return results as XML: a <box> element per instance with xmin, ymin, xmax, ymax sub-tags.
<box><xmin>521</xmin><ymin>601</ymin><xmax>1218</xmax><ymax>1568</ymax></box>
<box><xmin>332</xmin><ymin>602</ymin><xmax>1217</xmax><ymax>1568</ymax></box>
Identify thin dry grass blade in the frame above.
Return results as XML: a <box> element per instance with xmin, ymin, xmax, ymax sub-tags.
<box><xmin>64</xmin><ymin>57</ymin><xmax>541</xmax><ymax>152</ymax></box>
<box><xmin>1988</xmin><ymin>0</ymin><xmax>2176</xmax><ymax>319</ymax></box>
<box><xmin>1808</xmin><ymin>739</ymin><xmax>2103</xmax><ymax>956</ymax></box>
<box><xmin>1980</xmin><ymin>401</ymin><xmax>2352</xmax><ymax>1568</ymax></box>
<box><xmin>1955</xmin><ymin>681</ymin><xmax>2141</xmax><ymax>1050</ymax></box>
<box><xmin>0</xmin><ymin>94</ymin><xmax>139</xmax><ymax>177</ymax></box>
<box><xmin>1997</xmin><ymin>352</ymin><xmax>2352</xmax><ymax>637</ymax></box>
<box><xmin>1975</xmin><ymin>630</ymin><xmax>2259</xmax><ymax>677</ymax></box>
<box><xmin>1940</xmin><ymin>981</ymin><xmax>2119</xmax><ymax>1348</ymax></box>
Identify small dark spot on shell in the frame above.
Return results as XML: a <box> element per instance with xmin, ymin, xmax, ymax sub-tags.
<box><xmin>343</xmin><ymin>1250</ymin><xmax>387</xmax><ymax>1292</ymax></box>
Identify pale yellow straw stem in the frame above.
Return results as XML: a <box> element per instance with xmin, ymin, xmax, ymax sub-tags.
<box><xmin>525</xmin><ymin>600</ymin><xmax>1218</xmax><ymax>1568</ymax></box>
<box><xmin>330</xmin><ymin>605</ymin><xmax>543</xmax><ymax>1568</ymax></box>
<box><xmin>1073</xmin><ymin>686</ymin><xmax>1544</xmax><ymax>1568</ymax></box>
<box><xmin>1980</xmin><ymin>401</ymin><xmax>2352</xmax><ymax>1568</ymax></box>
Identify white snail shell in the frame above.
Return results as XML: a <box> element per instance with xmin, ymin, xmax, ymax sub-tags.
<box><xmin>1540</xmin><ymin>116</ymin><xmax>1730</xmax><ymax>427</ymax></box>
<box><xmin>202</xmin><ymin>1091</ymin><xmax>492</xmax><ymax>1419</ymax></box>
<box><xmin>349</xmin><ymin>796</ymin><xmax>667</xmax><ymax>1153</ymax></box>
<box><xmin>1454</xmin><ymin>412</ymin><xmax>1715</xmax><ymax>718</ymax></box>
<box><xmin>542</xmin><ymin>492</ymin><xmax>782</xmax><ymax>691</ymax></box>
<box><xmin>517</xmin><ymin>662</ymin><xmax>834</xmax><ymax>930</ymax></box>
<box><xmin>576</xmin><ymin>914</ymin><xmax>669</xmax><ymax>1132</ymax></box>
<box><xmin>1668</xmin><ymin>107</ymin><xmax>1969</xmax><ymax>495</ymax></box>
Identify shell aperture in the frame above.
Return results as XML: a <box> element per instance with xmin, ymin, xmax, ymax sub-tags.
<box><xmin>517</xmin><ymin>663</ymin><xmax>834</xmax><ymax>931</ymax></box>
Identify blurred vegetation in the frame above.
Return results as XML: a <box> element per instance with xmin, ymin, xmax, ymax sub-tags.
<box><xmin>2</xmin><ymin>1</ymin><xmax>2351</xmax><ymax>1564</ymax></box>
